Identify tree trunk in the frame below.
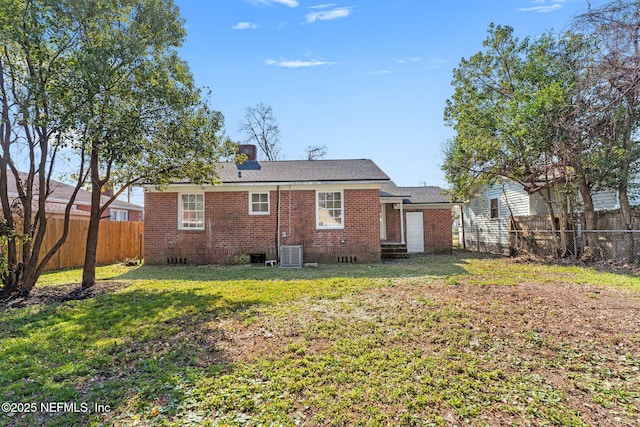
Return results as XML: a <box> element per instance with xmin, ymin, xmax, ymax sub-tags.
<box><xmin>540</xmin><ymin>188</ymin><xmax>559</xmax><ymax>255</ymax></box>
<box><xmin>578</xmin><ymin>181</ymin><xmax>597</xmax><ymax>253</ymax></box>
<box><xmin>0</xmin><ymin>173</ymin><xmax>19</xmax><ymax>295</ymax></box>
<box><xmin>82</xmin><ymin>212</ymin><xmax>100</xmax><ymax>289</ymax></box>
<box><xmin>81</xmin><ymin>151</ymin><xmax>102</xmax><ymax>289</ymax></box>
<box><xmin>618</xmin><ymin>184</ymin><xmax>634</xmax><ymax>263</ymax></box>
<box><xmin>579</xmin><ymin>188</ymin><xmax>596</xmax><ymax>231</ymax></box>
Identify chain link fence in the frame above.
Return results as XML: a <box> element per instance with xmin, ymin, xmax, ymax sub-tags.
<box><xmin>510</xmin><ymin>229</ymin><xmax>640</xmax><ymax>262</ymax></box>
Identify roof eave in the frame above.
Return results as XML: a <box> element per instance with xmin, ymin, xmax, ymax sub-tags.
<box><xmin>143</xmin><ymin>179</ymin><xmax>389</xmax><ymax>188</ymax></box>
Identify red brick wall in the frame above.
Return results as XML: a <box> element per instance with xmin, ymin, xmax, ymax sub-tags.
<box><xmin>419</xmin><ymin>208</ymin><xmax>452</xmax><ymax>253</ymax></box>
<box><xmin>128</xmin><ymin>210</ymin><xmax>142</xmax><ymax>222</ymax></box>
<box><xmin>381</xmin><ymin>203</ymin><xmax>452</xmax><ymax>253</ymax></box>
<box><xmin>144</xmin><ymin>188</ymin><xmax>381</xmax><ymax>265</ymax></box>
<box><xmin>383</xmin><ymin>204</ymin><xmax>401</xmax><ymax>242</ymax></box>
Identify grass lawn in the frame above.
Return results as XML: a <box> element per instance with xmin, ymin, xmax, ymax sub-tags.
<box><xmin>1</xmin><ymin>253</ymin><xmax>639</xmax><ymax>426</ymax></box>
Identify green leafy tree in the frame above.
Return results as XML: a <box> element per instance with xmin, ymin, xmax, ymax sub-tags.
<box><xmin>1</xmin><ymin>0</ymin><xmax>90</xmax><ymax>296</ymax></box>
<box><xmin>62</xmin><ymin>0</ymin><xmax>235</xmax><ymax>289</ymax></box>
<box><xmin>443</xmin><ymin>25</ymin><xmax>599</xmax><ymax>255</ymax></box>
<box><xmin>1</xmin><ymin>0</ymin><xmax>234</xmax><ymax>294</ymax></box>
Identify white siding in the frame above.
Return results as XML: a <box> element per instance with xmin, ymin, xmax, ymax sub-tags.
<box><xmin>464</xmin><ymin>177</ymin><xmax>640</xmax><ymax>255</ymax></box>
<box><xmin>592</xmin><ymin>189</ymin><xmax>619</xmax><ymax>211</ymax></box>
<box><xmin>529</xmin><ymin>192</ymin><xmax>555</xmax><ymax>216</ymax></box>
<box><xmin>463</xmin><ymin>181</ymin><xmax>531</xmax><ymax>253</ymax></box>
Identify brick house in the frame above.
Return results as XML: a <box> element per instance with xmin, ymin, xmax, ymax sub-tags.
<box><xmin>143</xmin><ymin>146</ymin><xmax>452</xmax><ymax>265</ymax></box>
<box><xmin>380</xmin><ymin>182</ymin><xmax>454</xmax><ymax>255</ymax></box>
<box><xmin>7</xmin><ymin>171</ymin><xmax>143</xmax><ymax>221</ymax></box>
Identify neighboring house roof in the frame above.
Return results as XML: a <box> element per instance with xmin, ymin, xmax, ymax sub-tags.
<box><xmin>6</xmin><ymin>171</ymin><xmax>143</xmax><ymax>213</ymax></box>
<box><xmin>172</xmin><ymin>159</ymin><xmax>390</xmax><ymax>184</ymax></box>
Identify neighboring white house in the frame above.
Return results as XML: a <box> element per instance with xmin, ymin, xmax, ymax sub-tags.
<box><xmin>462</xmin><ymin>179</ymin><xmax>636</xmax><ymax>254</ymax></box>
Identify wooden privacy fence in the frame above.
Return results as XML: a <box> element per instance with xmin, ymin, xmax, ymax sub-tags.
<box><xmin>13</xmin><ymin>218</ymin><xmax>144</xmax><ymax>271</ymax></box>
<box><xmin>510</xmin><ymin>210</ymin><xmax>640</xmax><ymax>261</ymax></box>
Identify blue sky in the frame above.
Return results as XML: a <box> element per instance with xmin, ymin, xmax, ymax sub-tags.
<box><xmin>173</xmin><ymin>0</ymin><xmax>603</xmax><ymax>189</ymax></box>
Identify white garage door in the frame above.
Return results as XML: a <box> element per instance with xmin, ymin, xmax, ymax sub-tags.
<box><xmin>406</xmin><ymin>212</ymin><xmax>424</xmax><ymax>253</ymax></box>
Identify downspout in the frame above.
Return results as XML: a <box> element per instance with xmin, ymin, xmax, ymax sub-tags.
<box><xmin>276</xmin><ymin>185</ymin><xmax>281</xmax><ymax>262</ymax></box>
<box><xmin>460</xmin><ymin>204</ymin><xmax>466</xmax><ymax>249</ymax></box>
<box><xmin>400</xmin><ymin>201</ymin><xmax>405</xmax><ymax>244</ymax></box>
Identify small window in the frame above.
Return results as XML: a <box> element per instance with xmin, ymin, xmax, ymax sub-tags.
<box><xmin>179</xmin><ymin>193</ymin><xmax>204</xmax><ymax>230</ymax></box>
<box><xmin>110</xmin><ymin>209</ymin><xmax>128</xmax><ymax>221</ymax></box>
<box><xmin>490</xmin><ymin>198</ymin><xmax>499</xmax><ymax>219</ymax></box>
<box><xmin>317</xmin><ymin>191</ymin><xmax>343</xmax><ymax>229</ymax></box>
<box><xmin>249</xmin><ymin>192</ymin><xmax>270</xmax><ymax>215</ymax></box>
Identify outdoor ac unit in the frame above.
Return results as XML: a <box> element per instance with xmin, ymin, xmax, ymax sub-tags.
<box><xmin>280</xmin><ymin>245</ymin><xmax>303</xmax><ymax>268</ymax></box>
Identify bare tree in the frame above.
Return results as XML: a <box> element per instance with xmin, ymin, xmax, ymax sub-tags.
<box><xmin>575</xmin><ymin>1</ymin><xmax>640</xmax><ymax>231</ymax></box>
<box><xmin>305</xmin><ymin>145</ymin><xmax>327</xmax><ymax>160</ymax></box>
<box><xmin>239</xmin><ymin>103</ymin><xmax>281</xmax><ymax>161</ymax></box>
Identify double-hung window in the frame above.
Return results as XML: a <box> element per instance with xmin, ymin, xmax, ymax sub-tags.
<box><xmin>179</xmin><ymin>193</ymin><xmax>204</xmax><ymax>230</ymax></box>
<box><xmin>317</xmin><ymin>191</ymin><xmax>343</xmax><ymax>229</ymax></box>
<box><xmin>249</xmin><ymin>192</ymin><xmax>270</xmax><ymax>215</ymax></box>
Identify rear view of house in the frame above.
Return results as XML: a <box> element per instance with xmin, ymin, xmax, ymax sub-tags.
<box><xmin>143</xmin><ymin>146</ymin><xmax>453</xmax><ymax>265</ymax></box>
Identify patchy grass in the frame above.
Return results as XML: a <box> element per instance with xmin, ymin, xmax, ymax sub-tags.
<box><xmin>1</xmin><ymin>253</ymin><xmax>639</xmax><ymax>426</ymax></box>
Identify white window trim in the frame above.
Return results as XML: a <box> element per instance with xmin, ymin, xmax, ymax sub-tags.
<box><xmin>110</xmin><ymin>209</ymin><xmax>128</xmax><ymax>221</ymax></box>
<box><xmin>316</xmin><ymin>190</ymin><xmax>344</xmax><ymax>230</ymax></box>
<box><xmin>249</xmin><ymin>192</ymin><xmax>270</xmax><ymax>215</ymax></box>
<box><xmin>178</xmin><ymin>192</ymin><xmax>205</xmax><ymax>230</ymax></box>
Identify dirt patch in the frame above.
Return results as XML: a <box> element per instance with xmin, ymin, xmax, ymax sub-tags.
<box><xmin>0</xmin><ymin>281</ymin><xmax>127</xmax><ymax>310</ymax></box>
<box><xmin>513</xmin><ymin>252</ymin><xmax>640</xmax><ymax>275</ymax></box>
<box><xmin>217</xmin><ymin>278</ymin><xmax>640</xmax><ymax>425</ymax></box>
<box><xmin>221</xmin><ymin>279</ymin><xmax>640</xmax><ymax>358</ymax></box>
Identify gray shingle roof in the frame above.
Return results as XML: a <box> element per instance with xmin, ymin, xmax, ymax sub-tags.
<box><xmin>7</xmin><ymin>171</ymin><xmax>143</xmax><ymax>211</ymax></box>
<box><xmin>210</xmin><ymin>159</ymin><xmax>390</xmax><ymax>183</ymax></box>
<box><xmin>379</xmin><ymin>182</ymin><xmax>449</xmax><ymax>204</ymax></box>
<box><xmin>379</xmin><ymin>181</ymin><xmax>410</xmax><ymax>198</ymax></box>
<box><xmin>400</xmin><ymin>186</ymin><xmax>450</xmax><ymax>204</ymax></box>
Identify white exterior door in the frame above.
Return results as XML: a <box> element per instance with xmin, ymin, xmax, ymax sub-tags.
<box><xmin>406</xmin><ymin>212</ymin><xmax>424</xmax><ymax>253</ymax></box>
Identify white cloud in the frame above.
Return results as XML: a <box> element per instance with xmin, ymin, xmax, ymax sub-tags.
<box><xmin>266</xmin><ymin>58</ymin><xmax>336</xmax><ymax>68</ymax></box>
<box><xmin>309</xmin><ymin>3</ymin><xmax>337</xmax><ymax>9</ymax></box>
<box><xmin>371</xmin><ymin>70</ymin><xmax>391</xmax><ymax>75</ymax></box>
<box><xmin>305</xmin><ymin>7</ymin><xmax>351</xmax><ymax>23</ymax></box>
<box><xmin>233</xmin><ymin>22</ymin><xmax>258</xmax><ymax>30</ymax></box>
<box><xmin>249</xmin><ymin>0</ymin><xmax>299</xmax><ymax>7</ymax></box>
<box><xmin>398</xmin><ymin>57</ymin><xmax>423</xmax><ymax>64</ymax></box>
<box><xmin>273</xmin><ymin>0</ymin><xmax>299</xmax><ymax>6</ymax></box>
<box><xmin>397</xmin><ymin>56</ymin><xmax>445</xmax><ymax>70</ymax></box>
<box><xmin>517</xmin><ymin>0</ymin><xmax>565</xmax><ymax>13</ymax></box>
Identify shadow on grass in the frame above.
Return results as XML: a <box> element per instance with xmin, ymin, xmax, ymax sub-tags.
<box><xmin>0</xmin><ymin>287</ymin><xmax>253</xmax><ymax>427</ymax></box>
<box><xmin>115</xmin><ymin>252</ymin><xmax>482</xmax><ymax>283</ymax></box>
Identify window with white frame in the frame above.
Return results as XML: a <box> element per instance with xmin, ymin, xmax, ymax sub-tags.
<box><xmin>179</xmin><ymin>193</ymin><xmax>204</xmax><ymax>229</ymax></box>
<box><xmin>490</xmin><ymin>197</ymin><xmax>499</xmax><ymax>219</ymax></box>
<box><xmin>110</xmin><ymin>209</ymin><xmax>128</xmax><ymax>221</ymax></box>
<box><xmin>249</xmin><ymin>192</ymin><xmax>270</xmax><ymax>215</ymax></box>
<box><xmin>317</xmin><ymin>191</ymin><xmax>343</xmax><ymax>229</ymax></box>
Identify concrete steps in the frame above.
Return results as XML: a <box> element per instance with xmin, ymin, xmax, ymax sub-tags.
<box><xmin>381</xmin><ymin>243</ymin><xmax>409</xmax><ymax>260</ymax></box>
